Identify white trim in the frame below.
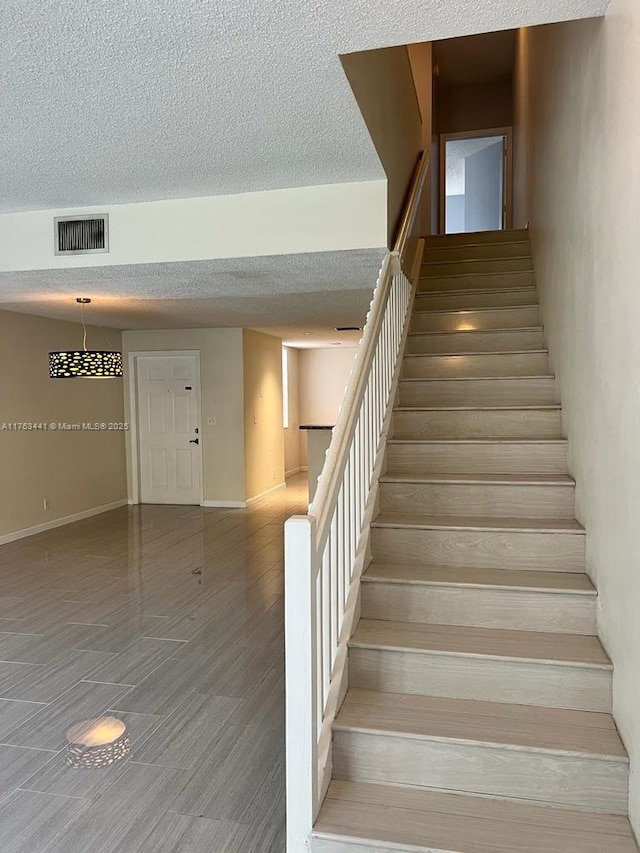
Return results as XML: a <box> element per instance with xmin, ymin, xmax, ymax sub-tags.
<box><xmin>127</xmin><ymin>350</ymin><xmax>204</xmax><ymax>506</ymax></box>
<box><xmin>286</xmin><ymin>466</ymin><xmax>303</xmax><ymax>478</ymax></box>
<box><xmin>201</xmin><ymin>499</ymin><xmax>247</xmax><ymax>508</ymax></box>
<box><xmin>0</xmin><ymin>499</ymin><xmax>128</xmax><ymax>546</ymax></box>
<box><xmin>300</xmin><ymin>466</ymin><xmax>309</xmax><ymax>472</ymax></box>
<box><xmin>246</xmin><ymin>481</ymin><xmax>286</xmax><ymax>503</ymax></box>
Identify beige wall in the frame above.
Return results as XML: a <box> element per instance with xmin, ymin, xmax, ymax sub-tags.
<box><xmin>242</xmin><ymin>330</ymin><xmax>285</xmax><ymax>500</ymax></box>
<box><xmin>342</xmin><ymin>46</ymin><xmax>423</xmax><ymax>245</ymax></box>
<box><xmin>512</xmin><ymin>30</ymin><xmax>531</xmax><ymax>229</ymax></box>
<box><xmin>437</xmin><ymin>79</ymin><xmax>513</xmax><ymax>135</ymax></box>
<box><xmin>408</xmin><ymin>42</ymin><xmax>434</xmax><ymax>236</ymax></box>
<box><xmin>298</xmin><ymin>347</ymin><xmax>358</xmax><ymax>467</ymax></box>
<box><xmin>0</xmin><ymin>310</ymin><xmax>127</xmax><ymax>540</ymax></box>
<box><xmin>122</xmin><ymin>328</ymin><xmax>245</xmax><ymax>505</ymax></box>
<box><xmin>283</xmin><ymin>346</ymin><xmax>301</xmax><ymax>476</ymax></box>
<box><xmin>515</xmin><ymin>8</ymin><xmax>640</xmax><ymax>833</ymax></box>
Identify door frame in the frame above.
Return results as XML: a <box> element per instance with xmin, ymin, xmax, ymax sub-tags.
<box><xmin>127</xmin><ymin>350</ymin><xmax>204</xmax><ymax>506</ymax></box>
<box><xmin>438</xmin><ymin>126</ymin><xmax>513</xmax><ymax>235</ymax></box>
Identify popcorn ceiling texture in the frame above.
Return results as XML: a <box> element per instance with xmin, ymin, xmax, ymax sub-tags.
<box><xmin>0</xmin><ymin>0</ymin><xmax>607</xmax><ymax>213</ymax></box>
<box><xmin>0</xmin><ymin>249</ymin><xmax>386</xmax><ymax>341</ymax></box>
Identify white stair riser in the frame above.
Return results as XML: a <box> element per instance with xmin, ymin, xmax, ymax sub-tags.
<box><xmin>423</xmin><ymin>241</ymin><xmax>532</xmax><ymax>263</ymax></box>
<box><xmin>403</xmin><ymin>352</ymin><xmax>550</xmax><ymax>380</ymax></box>
<box><xmin>332</xmin><ymin>731</ymin><xmax>627</xmax><ymax>813</ymax></box>
<box><xmin>385</xmin><ymin>442</ymin><xmax>568</xmax><ymax>475</ymax></box>
<box><xmin>371</xmin><ymin>527</ymin><xmax>585</xmax><ymax>571</ymax></box>
<box><xmin>311</xmin><ymin>839</ymin><xmax>390</xmax><ymax>853</ymax></box>
<box><xmin>416</xmin><ymin>288</ymin><xmax>538</xmax><ymax>311</ymax></box>
<box><xmin>411</xmin><ymin>306</ymin><xmax>540</xmax><ymax>333</ymax></box>
<box><xmin>348</xmin><ymin>648</ymin><xmax>611</xmax><ymax>711</ymax></box>
<box><xmin>399</xmin><ymin>378</ymin><xmax>557</xmax><ymax>407</ymax></box>
<box><xmin>379</xmin><ymin>482</ymin><xmax>575</xmax><ymax>518</ymax></box>
<box><xmin>406</xmin><ymin>329</ymin><xmax>544</xmax><ymax>354</ymax></box>
<box><xmin>425</xmin><ymin>230</ymin><xmax>529</xmax><ymax>248</ymax></box>
<box><xmin>360</xmin><ymin>582</ymin><xmax>596</xmax><ymax>634</ymax></box>
<box><xmin>391</xmin><ymin>409</ymin><xmax>563</xmax><ymax>439</ymax></box>
<box><xmin>422</xmin><ymin>257</ymin><xmax>533</xmax><ymax>277</ymax></box>
<box><xmin>419</xmin><ymin>271</ymin><xmax>534</xmax><ymax>293</ymax></box>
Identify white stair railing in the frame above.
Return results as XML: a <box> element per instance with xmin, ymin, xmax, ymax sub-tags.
<box><xmin>285</xmin><ymin>151</ymin><xmax>429</xmax><ymax>853</ymax></box>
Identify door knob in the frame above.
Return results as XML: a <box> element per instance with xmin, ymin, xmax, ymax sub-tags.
<box><xmin>189</xmin><ymin>438</ymin><xmax>199</xmax><ymax>445</ymax></box>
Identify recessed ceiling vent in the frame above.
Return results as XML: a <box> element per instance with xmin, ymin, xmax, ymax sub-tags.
<box><xmin>54</xmin><ymin>214</ymin><xmax>109</xmax><ymax>255</ymax></box>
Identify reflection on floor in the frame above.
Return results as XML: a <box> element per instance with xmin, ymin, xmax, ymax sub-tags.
<box><xmin>0</xmin><ymin>476</ymin><xmax>308</xmax><ymax>852</ymax></box>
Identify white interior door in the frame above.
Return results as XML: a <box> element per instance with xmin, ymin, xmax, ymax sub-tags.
<box><xmin>136</xmin><ymin>354</ymin><xmax>202</xmax><ymax>505</ymax></box>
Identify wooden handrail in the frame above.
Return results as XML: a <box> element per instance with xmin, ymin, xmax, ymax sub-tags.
<box><xmin>393</xmin><ymin>150</ymin><xmax>429</xmax><ymax>264</ymax></box>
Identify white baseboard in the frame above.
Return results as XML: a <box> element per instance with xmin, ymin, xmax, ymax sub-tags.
<box><xmin>246</xmin><ymin>481</ymin><xmax>286</xmax><ymax>503</ymax></box>
<box><xmin>300</xmin><ymin>466</ymin><xmax>309</xmax><ymax>472</ymax></box>
<box><xmin>201</xmin><ymin>499</ymin><xmax>247</xmax><ymax>508</ymax></box>
<box><xmin>285</xmin><ymin>466</ymin><xmax>303</xmax><ymax>478</ymax></box>
<box><xmin>0</xmin><ymin>499</ymin><xmax>128</xmax><ymax>546</ymax></box>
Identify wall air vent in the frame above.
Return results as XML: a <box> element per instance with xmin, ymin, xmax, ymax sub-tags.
<box><xmin>54</xmin><ymin>214</ymin><xmax>109</xmax><ymax>255</ymax></box>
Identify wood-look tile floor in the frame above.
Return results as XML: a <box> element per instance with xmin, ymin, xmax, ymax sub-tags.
<box><xmin>0</xmin><ymin>476</ymin><xmax>308</xmax><ymax>852</ymax></box>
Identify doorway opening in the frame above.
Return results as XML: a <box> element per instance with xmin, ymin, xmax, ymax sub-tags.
<box><xmin>440</xmin><ymin>128</ymin><xmax>512</xmax><ymax>234</ymax></box>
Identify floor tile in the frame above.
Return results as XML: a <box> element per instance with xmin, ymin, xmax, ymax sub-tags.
<box><xmin>2</xmin><ymin>650</ymin><xmax>113</xmax><ymax>703</ymax></box>
<box><xmin>1</xmin><ymin>681</ymin><xmax>130</xmax><ymax>751</ymax></box>
<box><xmin>41</xmin><ymin>763</ymin><xmax>191</xmax><ymax>853</ymax></box>
<box><xmin>135</xmin><ymin>812</ymin><xmax>250</xmax><ymax>853</ymax></box>
<box><xmin>171</xmin><ymin>724</ymin><xmax>283</xmax><ymax>823</ymax></box>
<box><xmin>22</xmin><ymin>711</ymin><xmax>163</xmax><ymax>800</ymax></box>
<box><xmin>0</xmin><ymin>789</ymin><xmax>89</xmax><ymax>853</ymax></box>
<box><xmin>0</xmin><ymin>698</ymin><xmax>46</xmax><ymax>739</ymax></box>
<box><xmin>133</xmin><ymin>693</ymin><xmax>240</xmax><ymax>769</ymax></box>
<box><xmin>0</xmin><ymin>476</ymin><xmax>307</xmax><ymax>850</ymax></box>
<box><xmin>0</xmin><ymin>744</ymin><xmax>56</xmax><ymax>799</ymax></box>
<box><xmin>85</xmin><ymin>638</ymin><xmax>182</xmax><ymax>687</ymax></box>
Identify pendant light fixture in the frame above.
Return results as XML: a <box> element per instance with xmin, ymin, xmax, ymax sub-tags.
<box><xmin>49</xmin><ymin>298</ymin><xmax>123</xmax><ymax>379</ymax></box>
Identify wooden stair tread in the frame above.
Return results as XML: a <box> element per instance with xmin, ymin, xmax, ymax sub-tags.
<box><xmin>404</xmin><ymin>350</ymin><xmax>548</xmax><ymax>358</ymax></box>
<box><xmin>363</xmin><ymin>564</ymin><xmax>595</xmax><ymax>594</ymax></box>
<box><xmin>422</xmin><ymin>255</ymin><xmax>533</xmax><ymax>266</ymax></box>
<box><xmin>372</xmin><ymin>514</ymin><xmax>584</xmax><ymax>534</ymax></box>
<box><xmin>335</xmin><ymin>690</ymin><xmax>627</xmax><ymax>758</ymax></box>
<box><xmin>313</xmin><ymin>781</ymin><xmax>638</xmax><ymax>853</ymax></box>
<box><xmin>387</xmin><ymin>437</ymin><xmax>566</xmax><ymax>443</ymax></box>
<box><xmin>350</xmin><ymin>620</ymin><xmax>610</xmax><ymax>667</ymax></box>
<box><xmin>394</xmin><ymin>405</ymin><xmax>562</xmax><ymax>411</ymax></box>
<box><xmin>411</xmin><ymin>304</ymin><xmax>538</xmax><ymax>314</ymax></box>
<box><xmin>408</xmin><ymin>327</ymin><xmax>543</xmax><ymax>337</ymax></box>
<box><xmin>380</xmin><ymin>473</ymin><xmax>574</xmax><ymax>485</ymax></box>
<box><xmin>400</xmin><ymin>374</ymin><xmax>554</xmax><ymax>382</ymax></box>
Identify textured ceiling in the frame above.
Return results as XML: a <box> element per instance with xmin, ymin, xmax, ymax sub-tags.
<box><xmin>0</xmin><ymin>0</ymin><xmax>608</xmax><ymax>213</ymax></box>
<box><xmin>0</xmin><ymin>0</ymin><xmax>608</xmax><ymax>342</ymax></box>
<box><xmin>0</xmin><ymin>249</ymin><xmax>385</xmax><ymax>346</ymax></box>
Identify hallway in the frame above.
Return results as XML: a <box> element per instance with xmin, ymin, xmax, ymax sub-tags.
<box><xmin>0</xmin><ymin>477</ymin><xmax>307</xmax><ymax>852</ymax></box>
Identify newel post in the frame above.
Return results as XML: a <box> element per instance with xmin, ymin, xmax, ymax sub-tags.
<box><xmin>285</xmin><ymin>515</ymin><xmax>318</xmax><ymax>852</ymax></box>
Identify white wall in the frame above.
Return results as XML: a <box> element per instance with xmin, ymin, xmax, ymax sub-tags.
<box><xmin>297</xmin><ymin>347</ymin><xmax>358</xmax><ymax>466</ymax></box>
<box><xmin>515</xmin><ymin>7</ymin><xmax>640</xmax><ymax>833</ymax></box>
<box><xmin>0</xmin><ymin>310</ymin><xmax>127</xmax><ymax>541</ymax></box>
<box><xmin>122</xmin><ymin>328</ymin><xmax>245</xmax><ymax>505</ymax></box>
<box><xmin>0</xmin><ymin>181</ymin><xmax>387</xmax><ymax>272</ymax></box>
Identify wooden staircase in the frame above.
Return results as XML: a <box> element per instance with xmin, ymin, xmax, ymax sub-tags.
<box><xmin>310</xmin><ymin>230</ymin><xmax>639</xmax><ymax>853</ymax></box>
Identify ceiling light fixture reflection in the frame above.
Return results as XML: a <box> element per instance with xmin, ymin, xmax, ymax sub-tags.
<box><xmin>66</xmin><ymin>716</ymin><xmax>131</xmax><ymax>769</ymax></box>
